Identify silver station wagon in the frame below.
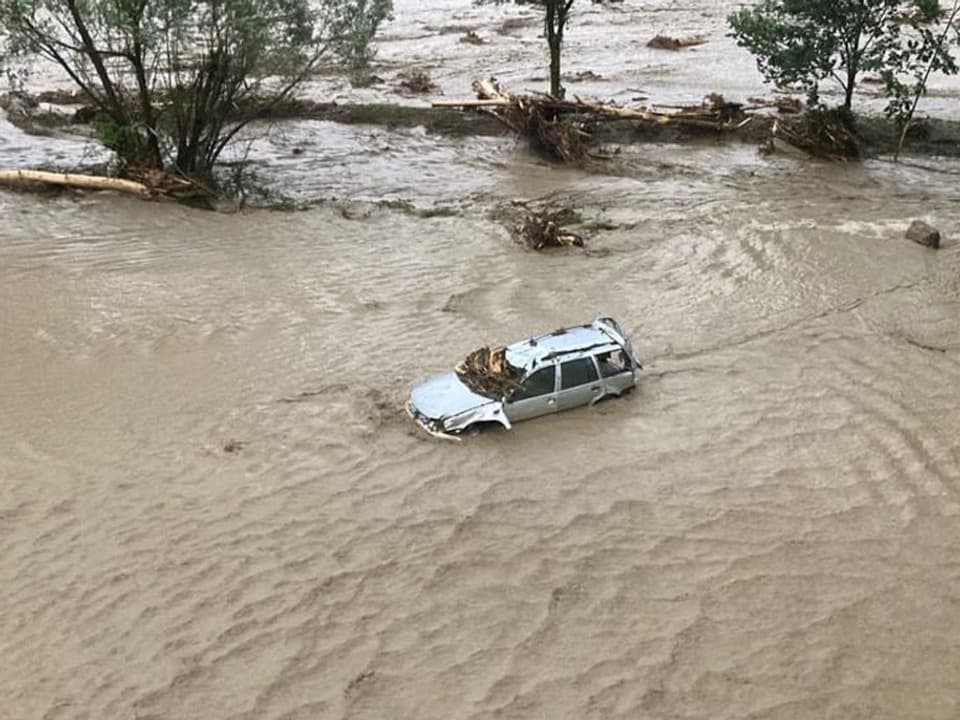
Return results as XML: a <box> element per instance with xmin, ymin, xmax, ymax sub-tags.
<box><xmin>407</xmin><ymin>317</ymin><xmax>641</xmax><ymax>440</ymax></box>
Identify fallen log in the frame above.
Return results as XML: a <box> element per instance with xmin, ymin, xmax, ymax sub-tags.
<box><xmin>436</xmin><ymin>78</ymin><xmax>748</xmax><ymax>133</ymax></box>
<box><xmin>0</xmin><ymin>169</ymin><xmax>149</xmax><ymax>197</ymax></box>
<box><xmin>432</xmin><ymin>98</ymin><xmax>513</xmax><ymax>108</ymax></box>
<box><xmin>647</xmin><ymin>34</ymin><xmax>708</xmax><ymax>50</ymax></box>
<box><xmin>0</xmin><ymin>168</ymin><xmax>211</xmax><ymax>201</ymax></box>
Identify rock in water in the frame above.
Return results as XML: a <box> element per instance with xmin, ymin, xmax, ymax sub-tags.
<box><xmin>906</xmin><ymin>220</ymin><xmax>941</xmax><ymax>249</ymax></box>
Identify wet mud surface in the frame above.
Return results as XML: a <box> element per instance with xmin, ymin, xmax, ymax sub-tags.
<box><xmin>3</xmin><ymin>1</ymin><xmax>960</xmax><ymax>719</ymax></box>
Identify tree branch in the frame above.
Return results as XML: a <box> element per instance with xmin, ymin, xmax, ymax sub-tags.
<box><xmin>63</xmin><ymin>0</ymin><xmax>127</xmax><ymax>119</ymax></box>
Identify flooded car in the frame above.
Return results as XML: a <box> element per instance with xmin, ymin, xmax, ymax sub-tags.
<box><xmin>407</xmin><ymin>317</ymin><xmax>641</xmax><ymax>440</ymax></box>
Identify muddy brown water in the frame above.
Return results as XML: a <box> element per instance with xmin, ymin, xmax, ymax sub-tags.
<box><xmin>4</xmin><ymin>1</ymin><xmax>960</xmax><ymax>718</ymax></box>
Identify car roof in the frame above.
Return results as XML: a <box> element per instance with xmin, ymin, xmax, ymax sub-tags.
<box><xmin>505</xmin><ymin>321</ymin><xmax>622</xmax><ymax>371</ymax></box>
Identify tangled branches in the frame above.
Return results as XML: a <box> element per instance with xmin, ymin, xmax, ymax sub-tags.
<box><xmin>455</xmin><ymin>346</ymin><xmax>524</xmax><ymax>398</ymax></box>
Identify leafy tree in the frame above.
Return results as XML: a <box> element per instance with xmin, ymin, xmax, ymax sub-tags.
<box><xmin>728</xmin><ymin>0</ymin><xmax>956</xmax><ymax>113</ymax></box>
<box><xmin>0</xmin><ymin>0</ymin><xmax>391</xmax><ymax>181</ymax></box>
<box><xmin>880</xmin><ymin>0</ymin><xmax>960</xmax><ymax>156</ymax></box>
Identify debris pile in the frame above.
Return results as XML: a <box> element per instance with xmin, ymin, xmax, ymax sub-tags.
<box><xmin>515</xmin><ymin>208</ymin><xmax>585</xmax><ymax>250</ymax></box>
<box><xmin>455</xmin><ymin>346</ymin><xmax>524</xmax><ymax>398</ymax></box>
<box><xmin>700</xmin><ymin>93</ymin><xmax>744</xmax><ymax>123</ymax></box>
<box><xmin>773</xmin><ymin>108</ymin><xmax>860</xmax><ymax>160</ymax></box>
<box><xmin>127</xmin><ymin>167</ymin><xmax>211</xmax><ymax>200</ymax></box>
<box><xmin>471</xmin><ymin>78</ymin><xmax>589</xmax><ymax>161</ymax></box>
<box><xmin>433</xmin><ymin>78</ymin><xmax>751</xmax><ymax>163</ymax></box>
<box><xmin>397</xmin><ymin>70</ymin><xmax>438</xmax><ymax>95</ymax></box>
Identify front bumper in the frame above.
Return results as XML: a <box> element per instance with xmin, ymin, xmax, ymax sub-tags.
<box><xmin>406</xmin><ymin>402</ymin><xmax>462</xmax><ymax>442</ymax></box>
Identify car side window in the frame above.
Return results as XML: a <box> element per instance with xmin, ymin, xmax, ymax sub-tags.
<box><xmin>510</xmin><ymin>366</ymin><xmax>556</xmax><ymax>401</ymax></box>
<box><xmin>596</xmin><ymin>350</ymin><xmax>628</xmax><ymax>378</ymax></box>
<box><xmin>561</xmin><ymin>358</ymin><xmax>599</xmax><ymax>390</ymax></box>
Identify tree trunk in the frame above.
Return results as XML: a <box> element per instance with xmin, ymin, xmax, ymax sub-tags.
<box><xmin>131</xmin><ymin>41</ymin><xmax>164</xmax><ymax>170</ymax></box>
<box><xmin>544</xmin><ymin>1</ymin><xmax>562</xmax><ymax>99</ymax></box>
<box><xmin>843</xmin><ymin>43</ymin><xmax>859</xmax><ymax>110</ymax></box>
<box><xmin>844</xmin><ymin>69</ymin><xmax>856</xmax><ymax>110</ymax></box>
<box><xmin>549</xmin><ymin>35</ymin><xmax>562</xmax><ymax>98</ymax></box>
<box><xmin>63</xmin><ymin>0</ymin><xmax>126</xmax><ymax>122</ymax></box>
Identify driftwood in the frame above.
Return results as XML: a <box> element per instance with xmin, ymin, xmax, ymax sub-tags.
<box><xmin>436</xmin><ymin>78</ymin><xmax>869</xmax><ymax>162</ymax></box>
<box><xmin>647</xmin><ymin>34</ymin><xmax>708</xmax><ymax>50</ymax></box>
<box><xmin>440</xmin><ymin>78</ymin><xmax>750</xmax><ymax>126</ymax></box>
<box><xmin>455</xmin><ymin>346</ymin><xmax>524</xmax><ymax>398</ymax></box>
<box><xmin>0</xmin><ymin>169</ymin><xmax>149</xmax><ymax>197</ymax></box>
<box><xmin>0</xmin><ymin>167</ymin><xmax>210</xmax><ymax>201</ymax></box>
<box><xmin>434</xmin><ymin>78</ymin><xmax>750</xmax><ymax>161</ymax></box>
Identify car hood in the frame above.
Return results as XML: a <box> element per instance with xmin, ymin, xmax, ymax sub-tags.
<box><xmin>410</xmin><ymin>371</ymin><xmax>497</xmax><ymax>420</ymax></box>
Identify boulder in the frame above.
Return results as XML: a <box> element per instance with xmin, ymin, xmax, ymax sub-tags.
<box><xmin>906</xmin><ymin>220</ymin><xmax>940</xmax><ymax>249</ymax></box>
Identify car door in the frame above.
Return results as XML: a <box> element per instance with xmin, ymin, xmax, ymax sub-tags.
<box><xmin>595</xmin><ymin>348</ymin><xmax>635</xmax><ymax>395</ymax></box>
<box><xmin>503</xmin><ymin>364</ymin><xmax>558</xmax><ymax>423</ymax></box>
<box><xmin>556</xmin><ymin>357</ymin><xmax>602</xmax><ymax>412</ymax></box>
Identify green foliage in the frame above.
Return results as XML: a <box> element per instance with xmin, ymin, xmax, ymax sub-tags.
<box><xmin>728</xmin><ymin>0</ymin><xmax>958</xmax><ymax>113</ymax></box>
<box><xmin>0</xmin><ymin>0</ymin><xmax>392</xmax><ymax>180</ymax></box>
<box><xmin>326</xmin><ymin>0</ymin><xmax>393</xmax><ymax>71</ymax></box>
<box><xmin>93</xmin><ymin>117</ymin><xmax>154</xmax><ymax>164</ymax></box>
<box><xmin>877</xmin><ymin>6</ymin><xmax>959</xmax><ymax>127</ymax></box>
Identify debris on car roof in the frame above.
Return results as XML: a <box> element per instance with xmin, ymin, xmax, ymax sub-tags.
<box><xmin>455</xmin><ymin>345</ymin><xmax>524</xmax><ymax>399</ymax></box>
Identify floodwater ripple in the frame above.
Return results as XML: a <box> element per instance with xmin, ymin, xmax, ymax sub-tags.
<box><xmin>3</xmin><ymin>2</ymin><xmax>960</xmax><ymax>717</ymax></box>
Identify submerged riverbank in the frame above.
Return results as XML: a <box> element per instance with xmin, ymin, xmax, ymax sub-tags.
<box><xmin>5</xmin><ymin>89</ymin><xmax>960</xmax><ymax>213</ymax></box>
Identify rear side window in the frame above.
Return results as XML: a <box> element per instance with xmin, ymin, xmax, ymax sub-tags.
<box><xmin>511</xmin><ymin>366</ymin><xmax>556</xmax><ymax>401</ymax></box>
<box><xmin>596</xmin><ymin>350</ymin><xmax>629</xmax><ymax>377</ymax></box>
<box><xmin>561</xmin><ymin>358</ymin><xmax>599</xmax><ymax>390</ymax></box>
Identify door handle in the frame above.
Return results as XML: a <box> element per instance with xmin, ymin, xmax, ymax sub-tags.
<box><xmin>547</xmin><ymin>398</ymin><xmax>556</xmax><ymax>405</ymax></box>
<box><xmin>591</xmin><ymin>386</ymin><xmax>600</xmax><ymax>392</ymax></box>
